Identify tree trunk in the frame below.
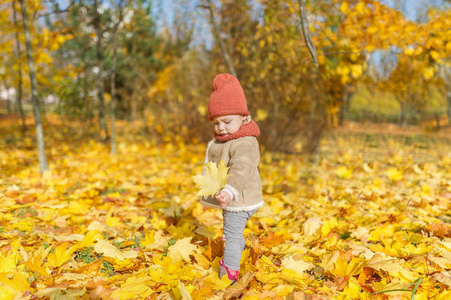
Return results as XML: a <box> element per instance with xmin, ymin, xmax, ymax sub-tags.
<box><xmin>131</xmin><ymin>91</ymin><xmax>137</xmax><ymax>123</ymax></box>
<box><xmin>338</xmin><ymin>85</ymin><xmax>349</xmax><ymax>126</ymax></box>
<box><xmin>447</xmin><ymin>71</ymin><xmax>451</xmax><ymax>126</ymax></box>
<box><xmin>298</xmin><ymin>0</ymin><xmax>325</xmax><ymax>160</ymax></box>
<box><xmin>299</xmin><ymin>0</ymin><xmax>319</xmax><ymax>68</ymax></box>
<box><xmin>203</xmin><ymin>0</ymin><xmax>237</xmax><ymax>78</ymax></box>
<box><xmin>5</xmin><ymin>82</ymin><xmax>11</xmax><ymax>114</ymax></box>
<box><xmin>13</xmin><ymin>0</ymin><xmax>26</xmax><ymax>132</ymax></box>
<box><xmin>110</xmin><ymin>0</ymin><xmax>125</xmax><ymax>154</ymax></box>
<box><xmin>447</xmin><ymin>90</ymin><xmax>451</xmax><ymax>126</ymax></box>
<box><xmin>110</xmin><ymin>27</ymin><xmax>118</xmax><ymax>154</ymax></box>
<box><xmin>19</xmin><ymin>0</ymin><xmax>48</xmax><ymax>173</ymax></box>
<box><xmin>434</xmin><ymin>112</ymin><xmax>440</xmax><ymax>130</ymax></box>
<box><xmin>94</xmin><ymin>0</ymin><xmax>108</xmax><ymax>140</ymax></box>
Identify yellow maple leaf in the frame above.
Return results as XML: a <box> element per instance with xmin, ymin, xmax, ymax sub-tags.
<box><xmin>45</xmin><ymin>242</ymin><xmax>77</xmax><ymax>268</ymax></box>
<box><xmin>0</xmin><ymin>251</ymin><xmax>18</xmax><ymax>274</ymax></box>
<box><xmin>193</xmin><ymin>160</ymin><xmax>230</xmax><ymax>197</ymax></box>
<box><xmin>172</xmin><ymin>281</ymin><xmax>194</xmax><ymax>300</ymax></box>
<box><xmin>338</xmin><ymin>280</ymin><xmax>361</xmax><ymax>299</ymax></box>
<box><xmin>321</xmin><ymin>217</ymin><xmax>338</xmax><ymax>237</ymax></box>
<box><xmin>35</xmin><ymin>287</ymin><xmax>86</xmax><ymax>300</ymax></box>
<box><xmin>168</xmin><ymin>237</ymin><xmax>197</xmax><ymax>263</ymax></box>
<box><xmin>110</xmin><ymin>276</ymin><xmax>154</xmax><ymax>300</ymax></box>
<box><xmin>140</xmin><ymin>230</ymin><xmax>156</xmax><ymax>247</ymax></box>
<box><xmin>302</xmin><ymin>216</ymin><xmax>323</xmax><ymax>236</ymax></box>
<box><xmin>0</xmin><ymin>272</ymin><xmax>30</xmax><ymax>299</ymax></box>
<box><xmin>331</xmin><ymin>257</ymin><xmax>364</xmax><ymax>278</ymax></box>
<box><xmin>365</xmin><ymin>254</ymin><xmax>415</xmax><ymax>280</ymax></box>
<box><xmin>26</xmin><ymin>245</ymin><xmax>52</xmax><ymax>276</ymax></box>
<box><xmin>432</xmin><ymin>272</ymin><xmax>451</xmax><ymax>288</ymax></box>
<box><xmin>282</xmin><ymin>256</ymin><xmax>312</xmax><ymax>275</ymax></box>
<box><xmin>272</xmin><ymin>284</ymin><xmax>294</xmax><ymax>297</ymax></box>
<box><xmin>280</xmin><ymin>268</ymin><xmax>304</xmax><ymax>285</ymax></box>
<box><xmin>77</xmin><ymin>230</ymin><xmax>100</xmax><ymax>249</ymax></box>
<box><xmin>93</xmin><ymin>239</ymin><xmax>139</xmax><ymax>261</ymax></box>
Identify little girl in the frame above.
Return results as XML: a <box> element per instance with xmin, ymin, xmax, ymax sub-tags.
<box><xmin>201</xmin><ymin>73</ymin><xmax>264</xmax><ymax>284</ymax></box>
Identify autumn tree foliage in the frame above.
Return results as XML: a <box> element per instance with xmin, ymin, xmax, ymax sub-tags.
<box><xmin>1</xmin><ymin>1</ymin><xmax>451</xmax><ymax>299</ymax></box>
<box><xmin>146</xmin><ymin>0</ymin><xmax>450</xmax><ymax>152</ymax></box>
<box><xmin>2</xmin><ymin>0</ymin><xmax>450</xmax><ymax>153</ymax></box>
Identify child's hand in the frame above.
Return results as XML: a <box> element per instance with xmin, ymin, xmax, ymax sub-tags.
<box><xmin>215</xmin><ymin>191</ymin><xmax>232</xmax><ymax>209</ymax></box>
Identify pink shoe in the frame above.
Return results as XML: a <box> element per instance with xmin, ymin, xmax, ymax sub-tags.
<box><xmin>218</xmin><ymin>259</ymin><xmax>239</xmax><ymax>284</ymax></box>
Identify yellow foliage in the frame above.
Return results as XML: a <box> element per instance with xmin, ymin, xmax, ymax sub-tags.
<box><xmin>110</xmin><ymin>276</ymin><xmax>154</xmax><ymax>299</ymax></box>
<box><xmin>45</xmin><ymin>242</ymin><xmax>77</xmax><ymax>268</ymax></box>
<box><xmin>0</xmin><ymin>273</ymin><xmax>30</xmax><ymax>300</ymax></box>
<box><xmin>386</xmin><ymin>167</ymin><xmax>403</xmax><ymax>181</ymax></box>
<box><xmin>331</xmin><ymin>257</ymin><xmax>365</xmax><ymax>278</ymax></box>
<box><xmin>167</xmin><ymin>237</ymin><xmax>197</xmax><ymax>263</ymax></box>
<box><xmin>193</xmin><ymin>160</ymin><xmax>230</xmax><ymax>197</ymax></box>
<box><xmin>0</xmin><ymin>117</ymin><xmax>450</xmax><ymax>298</ymax></box>
<box><xmin>335</xmin><ymin>166</ymin><xmax>353</xmax><ymax>179</ymax></box>
<box><xmin>93</xmin><ymin>239</ymin><xmax>139</xmax><ymax>261</ymax></box>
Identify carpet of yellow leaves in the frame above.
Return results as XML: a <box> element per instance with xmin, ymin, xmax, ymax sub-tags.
<box><xmin>1</xmin><ymin>117</ymin><xmax>451</xmax><ymax>299</ymax></box>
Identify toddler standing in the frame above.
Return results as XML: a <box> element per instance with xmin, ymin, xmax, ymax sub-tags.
<box><xmin>201</xmin><ymin>73</ymin><xmax>264</xmax><ymax>284</ymax></box>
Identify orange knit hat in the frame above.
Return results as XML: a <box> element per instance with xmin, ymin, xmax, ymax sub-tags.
<box><xmin>208</xmin><ymin>73</ymin><xmax>250</xmax><ymax>120</ymax></box>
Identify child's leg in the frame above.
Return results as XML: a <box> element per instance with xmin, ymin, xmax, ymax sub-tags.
<box><xmin>222</xmin><ymin>209</ymin><xmax>256</xmax><ymax>271</ymax></box>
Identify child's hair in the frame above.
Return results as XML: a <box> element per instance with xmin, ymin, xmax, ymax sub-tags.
<box><xmin>208</xmin><ymin>73</ymin><xmax>250</xmax><ymax>121</ymax></box>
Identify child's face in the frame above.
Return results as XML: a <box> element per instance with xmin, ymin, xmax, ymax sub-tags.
<box><xmin>212</xmin><ymin>115</ymin><xmax>246</xmax><ymax>137</ymax></box>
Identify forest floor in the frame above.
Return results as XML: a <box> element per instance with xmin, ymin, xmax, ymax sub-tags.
<box><xmin>0</xmin><ymin>115</ymin><xmax>450</xmax><ymax>299</ymax></box>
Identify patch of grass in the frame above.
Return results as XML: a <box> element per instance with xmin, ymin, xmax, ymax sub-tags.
<box><xmin>75</xmin><ymin>247</ymin><xmax>97</xmax><ymax>264</ymax></box>
<box><xmin>339</xmin><ymin>231</ymin><xmax>352</xmax><ymax>240</ymax></box>
<box><xmin>101</xmin><ymin>261</ymin><xmax>116</xmax><ymax>276</ymax></box>
<box><xmin>100</xmin><ymin>187</ymin><xmax>128</xmax><ymax>196</ymax></box>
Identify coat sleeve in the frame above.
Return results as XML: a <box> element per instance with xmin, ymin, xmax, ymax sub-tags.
<box><xmin>225</xmin><ymin>138</ymin><xmax>260</xmax><ymax>198</ymax></box>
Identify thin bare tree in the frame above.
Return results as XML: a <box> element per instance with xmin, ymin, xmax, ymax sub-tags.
<box><xmin>110</xmin><ymin>0</ymin><xmax>126</xmax><ymax>154</ymax></box>
<box><xmin>299</xmin><ymin>0</ymin><xmax>318</xmax><ymax>69</ymax></box>
<box><xmin>298</xmin><ymin>0</ymin><xmax>325</xmax><ymax>158</ymax></box>
<box><xmin>200</xmin><ymin>0</ymin><xmax>237</xmax><ymax>78</ymax></box>
<box><xmin>19</xmin><ymin>0</ymin><xmax>48</xmax><ymax>173</ymax></box>
<box><xmin>13</xmin><ymin>0</ymin><xmax>26</xmax><ymax>133</ymax></box>
<box><xmin>94</xmin><ymin>0</ymin><xmax>109</xmax><ymax>140</ymax></box>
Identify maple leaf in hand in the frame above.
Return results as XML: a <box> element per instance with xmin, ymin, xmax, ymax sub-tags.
<box><xmin>193</xmin><ymin>160</ymin><xmax>230</xmax><ymax>197</ymax></box>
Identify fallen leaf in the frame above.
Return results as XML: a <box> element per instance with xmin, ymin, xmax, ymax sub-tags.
<box><xmin>93</xmin><ymin>239</ymin><xmax>139</xmax><ymax>261</ymax></box>
<box><xmin>193</xmin><ymin>160</ymin><xmax>230</xmax><ymax>196</ymax></box>
<box><xmin>432</xmin><ymin>271</ymin><xmax>451</xmax><ymax>287</ymax></box>
<box><xmin>282</xmin><ymin>256</ymin><xmax>313</xmax><ymax>275</ymax></box>
<box><xmin>302</xmin><ymin>216</ymin><xmax>323</xmax><ymax>236</ymax></box>
<box><xmin>110</xmin><ymin>276</ymin><xmax>154</xmax><ymax>299</ymax></box>
<box><xmin>168</xmin><ymin>237</ymin><xmax>197</xmax><ymax>263</ymax></box>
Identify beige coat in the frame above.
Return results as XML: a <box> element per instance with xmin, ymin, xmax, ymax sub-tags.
<box><xmin>201</xmin><ymin>136</ymin><xmax>264</xmax><ymax>212</ymax></box>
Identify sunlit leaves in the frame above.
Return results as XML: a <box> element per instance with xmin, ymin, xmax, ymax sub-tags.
<box><xmin>110</xmin><ymin>276</ymin><xmax>154</xmax><ymax>299</ymax></box>
<box><xmin>193</xmin><ymin>160</ymin><xmax>230</xmax><ymax>197</ymax></box>
<box><xmin>45</xmin><ymin>242</ymin><xmax>77</xmax><ymax>268</ymax></box>
<box><xmin>167</xmin><ymin>237</ymin><xmax>197</xmax><ymax>263</ymax></box>
<box><xmin>1</xmin><ymin>118</ymin><xmax>451</xmax><ymax>299</ymax></box>
<box><xmin>93</xmin><ymin>239</ymin><xmax>139</xmax><ymax>261</ymax></box>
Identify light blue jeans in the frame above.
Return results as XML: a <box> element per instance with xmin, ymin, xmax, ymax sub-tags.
<box><xmin>222</xmin><ymin>209</ymin><xmax>257</xmax><ymax>271</ymax></box>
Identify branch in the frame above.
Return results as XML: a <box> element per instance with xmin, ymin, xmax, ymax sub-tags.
<box><xmin>321</xmin><ymin>51</ymin><xmax>365</xmax><ymax>56</ymax></box>
<box><xmin>199</xmin><ymin>0</ymin><xmax>237</xmax><ymax>78</ymax></box>
<box><xmin>36</xmin><ymin>0</ymin><xmax>75</xmax><ymax>19</ymax></box>
<box><xmin>298</xmin><ymin>0</ymin><xmax>318</xmax><ymax>68</ymax></box>
<box><xmin>129</xmin><ymin>59</ymin><xmax>152</xmax><ymax>89</ymax></box>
